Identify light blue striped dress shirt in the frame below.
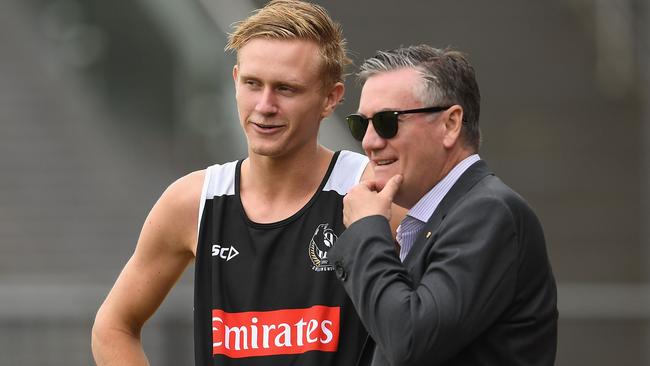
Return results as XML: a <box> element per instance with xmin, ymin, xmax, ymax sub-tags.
<box><xmin>396</xmin><ymin>154</ymin><xmax>481</xmax><ymax>261</ymax></box>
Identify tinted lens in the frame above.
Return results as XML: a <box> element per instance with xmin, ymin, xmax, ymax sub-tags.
<box><xmin>346</xmin><ymin>115</ymin><xmax>368</xmax><ymax>141</ymax></box>
<box><xmin>372</xmin><ymin>111</ymin><xmax>399</xmax><ymax>139</ymax></box>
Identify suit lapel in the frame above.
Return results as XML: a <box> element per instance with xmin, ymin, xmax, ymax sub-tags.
<box><xmin>402</xmin><ymin>160</ymin><xmax>493</xmax><ymax>267</ymax></box>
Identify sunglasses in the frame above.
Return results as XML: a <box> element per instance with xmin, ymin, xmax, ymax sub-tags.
<box><xmin>346</xmin><ymin>106</ymin><xmax>452</xmax><ymax>141</ymax></box>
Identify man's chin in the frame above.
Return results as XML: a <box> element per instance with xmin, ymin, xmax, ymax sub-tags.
<box><xmin>249</xmin><ymin>143</ymin><xmax>283</xmax><ymax>157</ymax></box>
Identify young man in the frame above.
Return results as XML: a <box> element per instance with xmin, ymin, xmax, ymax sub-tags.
<box><xmin>330</xmin><ymin>45</ymin><xmax>558</xmax><ymax>365</ymax></box>
<box><xmin>92</xmin><ymin>1</ymin><xmax>395</xmax><ymax>364</ymax></box>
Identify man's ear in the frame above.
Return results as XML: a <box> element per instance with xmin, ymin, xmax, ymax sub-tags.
<box><xmin>232</xmin><ymin>65</ymin><xmax>241</xmax><ymax>100</ymax></box>
<box><xmin>232</xmin><ymin>65</ymin><xmax>239</xmax><ymax>85</ymax></box>
<box><xmin>442</xmin><ymin>105</ymin><xmax>464</xmax><ymax>149</ymax></box>
<box><xmin>321</xmin><ymin>82</ymin><xmax>345</xmax><ymax>119</ymax></box>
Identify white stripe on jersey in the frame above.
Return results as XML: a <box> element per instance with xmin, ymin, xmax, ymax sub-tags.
<box><xmin>197</xmin><ymin>161</ymin><xmax>237</xmax><ymax>233</ymax></box>
<box><xmin>196</xmin><ymin>151</ymin><xmax>368</xmax><ymax>236</ymax></box>
<box><xmin>322</xmin><ymin>150</ymin><xmax>368</xmax><ymax>195</ymax></box>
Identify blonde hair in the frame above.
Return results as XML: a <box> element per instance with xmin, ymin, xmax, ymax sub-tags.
<box><xmin>226</xmin><ymin>0</ymin><xmax>351</xmax><ymax>88</ymax></box>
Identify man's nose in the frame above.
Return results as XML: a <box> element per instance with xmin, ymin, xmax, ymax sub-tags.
<box><xmin>362</xmin><ymin>121</ymin><xmax>387</xmax><ymax>151</ymax></box>
<box><xmin>255</xmin><ymin>87</ymin><xmax>278</xmax><ymax>115</ymax></box>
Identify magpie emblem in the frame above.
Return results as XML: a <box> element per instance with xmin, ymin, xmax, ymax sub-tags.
<box><xmin>309</xmin><ymin>223</ymin><xmax>337</xmax><ymax>272</ymax></box>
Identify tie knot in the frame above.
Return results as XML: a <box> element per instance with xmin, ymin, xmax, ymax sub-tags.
<box><xmin>396</xmin><ymin>216</ymin><xmax>423</xmax><ymax>261</ymax></box>
<box><xmin>396</xmin><ymin>216</ymin><xmax>420</xmax><ymax>244</ymax></box>
<box><xmin>401</xmin><ymin>216</ymin><xmax>421</xmax><ymax>232</ymax></box>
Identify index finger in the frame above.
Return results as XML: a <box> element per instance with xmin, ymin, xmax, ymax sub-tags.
<box><xmin>378</xmin><ymin>174</ymin><xmax>403</xmax><ymax>201</ymax></box>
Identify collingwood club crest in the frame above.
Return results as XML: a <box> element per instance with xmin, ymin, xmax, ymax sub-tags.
<box><xmin>309</xmin><ymin>223</ymin><xmax>337</xmax><ymax>272</ymax></box>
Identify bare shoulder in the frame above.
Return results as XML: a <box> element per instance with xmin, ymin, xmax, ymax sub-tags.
<box><xmin>360</xmin><ymin>160</ymin><xmax>373</xmax><ymax>181</ymax></box>
<box><xmin>92</xmin><ymin>170</ymin><xmax>206</xmax><ymax>343</ymax></box>
<box><xmin>146</xmin><ymin>169</ymin><xmax>206</xmax><ymax>255</ymax></box>
<box><xmin>163</xmin><ymin>170</ymin><xmax>205</xmax><ymax>209</ymax></box>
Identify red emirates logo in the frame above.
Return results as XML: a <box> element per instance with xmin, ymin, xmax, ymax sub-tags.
<box><xmin>212</xmin><ymin>305</ymin><xmax>340</xmax><ymax>358</ymax></box>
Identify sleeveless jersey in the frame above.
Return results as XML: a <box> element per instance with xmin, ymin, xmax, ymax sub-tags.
<box><xmin>194</xmin><ymin>150</ymin><xmax>369</xmax><ymax>365</ymax></box>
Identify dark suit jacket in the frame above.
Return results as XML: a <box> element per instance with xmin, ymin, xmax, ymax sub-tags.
<box><xmin>329</xmin><ymin>160</ymin><xmax>557</xmax><ymax>366</ymax></box>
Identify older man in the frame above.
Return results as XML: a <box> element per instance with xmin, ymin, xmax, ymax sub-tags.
<box><xmin>330</xmin><ymin>45</ymin><xmax>558</xmax><ymax>365</ymax></box>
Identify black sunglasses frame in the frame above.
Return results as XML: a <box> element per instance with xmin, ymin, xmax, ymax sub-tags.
<box><xmin>346</xmin><ymin>106</ymin><xmax>452</xmax><ymax>141</ymax></box>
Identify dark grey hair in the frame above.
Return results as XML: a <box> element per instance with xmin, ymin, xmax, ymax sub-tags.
<box><xmin>358</xmin><ymin>45</ymin><xmax>481</xmax><ymax>150</ymax></box>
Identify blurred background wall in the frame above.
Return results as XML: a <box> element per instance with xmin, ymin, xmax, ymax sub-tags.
<box><xmin>0</xmin><ymin>0</ymin><xmax>648</xmax><ymax>364</ymax></box>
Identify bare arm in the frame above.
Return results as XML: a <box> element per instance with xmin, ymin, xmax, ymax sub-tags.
<box><xmin>92</xmin><ymin>170</ymin><xmax>204</xmax><ymax>365</ymax></box>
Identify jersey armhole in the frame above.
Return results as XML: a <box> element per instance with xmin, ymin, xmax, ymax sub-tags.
<box><xmin>197</xmin><ymin>165</ymin><xmax>212</xmax><ymax>237</ymax></box>
<box><xmin>345</xmin><ymin>150</ymin><xmax>369</xmax><ymax>185</ymax></box>
<box><xmin>353</xmin><ymin>158</ymin><xmax>369</xmax><ymax>184</ymax></box>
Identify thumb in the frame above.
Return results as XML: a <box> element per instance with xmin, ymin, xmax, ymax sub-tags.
<box><xmin>379</xmin><ymin>174</ymin><xmax>403</xmax><ymax>201</ymax></box>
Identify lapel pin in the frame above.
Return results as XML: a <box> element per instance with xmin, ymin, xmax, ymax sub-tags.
<box><xmin>425</xmin><ymin>232</ymin><xmax>432</xmax><ymax>239</ymax></box>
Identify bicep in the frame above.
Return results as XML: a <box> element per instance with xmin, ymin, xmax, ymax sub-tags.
<box><xmin>97</xmin><ymin>172</ymin><xmax>202</xmax><ymax>332</ymax></box>
<box><xmin>100</xmin><ymin>235</ymin><xmax>193</xmax><ymax>332</ymax></box>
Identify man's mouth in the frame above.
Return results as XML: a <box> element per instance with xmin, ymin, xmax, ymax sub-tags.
<box><xmin>374</xmin><ymin>159</ymin><xmax>396</xmax><ymax>166</ymax></box>
<box><xmin>252</xmin><ymin>122</ymin><xmax>284</xmax><ymax>130</ymax></box>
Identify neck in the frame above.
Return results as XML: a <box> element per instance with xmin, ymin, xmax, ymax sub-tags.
<box><xmin>239</xmin><ymin>144</ymin><xmax>334</xmax><ymax>223</ymax></box>
<box><xmin>439</xmin><ymin>147</ymin><xmax>474</xmax><ymax>182</ymax></box>
<box><xmin>398</xmin><ymin>147</ymin><xmax>474</xmax><ymax>209</ymax></box>
<box><xmin>242</xmin><ymin>144</ymin><xmax>334</xmax><ymax>199</ymax></box>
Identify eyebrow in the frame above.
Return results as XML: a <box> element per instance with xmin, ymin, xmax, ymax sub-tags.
<box><xmin>238</xmin><ymin>73</ymin><xmax>308</xmax><ymax>89</ymax></box>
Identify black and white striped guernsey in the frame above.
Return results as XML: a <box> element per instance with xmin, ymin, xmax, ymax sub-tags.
<box><xmin>194</xmin><ymin>150</ymin><xmax>369</xmax><ymax>365</ymax></box>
